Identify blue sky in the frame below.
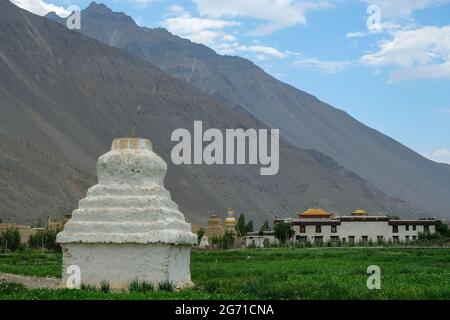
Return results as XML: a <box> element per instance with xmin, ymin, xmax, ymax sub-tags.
<box><xmin>12</xmin><ymin>0</ymin><xmax>450</xmax><ymax>164</ymax></box>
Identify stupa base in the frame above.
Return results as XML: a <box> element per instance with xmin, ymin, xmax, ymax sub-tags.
<box><xmin>61</xmin><ymin>243</ymin><xmax>193</xmax><ymax>291</ymax></box>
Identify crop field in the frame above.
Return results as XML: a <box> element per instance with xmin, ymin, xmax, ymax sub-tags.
<box><xmin>0</xmin><ymin>247</ymin><xmax>449</xmax><ymax>300</ymax></box>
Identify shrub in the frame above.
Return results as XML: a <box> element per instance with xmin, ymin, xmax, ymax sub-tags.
<box><xmin>274</xmin><ymin>222</ymin><xmax>294</xmax><ymax>244</ymax></box>
<box><xmin>128</xmin><ymin>279</ymin><xmax>155</xmax><ymax>293</ymax></box>
<box><xmin>141</xmin><ymin>281</ymin><xmax>155</xmax><ymax>293</ymax></box>
<box><xmin>128</xmin><ymin>279</ymin><xmax>140</xmax><ymax>292</ymax></box>
<box><xmin>435</xmin><ymin>221</ymin><xmax>450</xmax><ymax>238</ymax></box>
<box><xmin>158</xmin><ymin>280</ymin><xmax>175</xmax><ymax>292</ymax></box>
<box><xmin>80</xmin><ymin>283</ymin><xmax>97</xmax><ymax>291</ymax></box>
<box><xmin>0</xmin><ymin>228</ymin><xmax>21</xmax><ymax>252</ymax></box>
<box><xmin>100</xmin><ymin>280</ymin><xmax>111</xmax><ymax>293</ymax></box>
<box><xmin>196</xmin><ymin>228</ymin><xmax>205</xmax><ymax>245</ymax></box>
<box><xmin>0</xmin><ymin>281</ymin><xmax>27</xmax><ymax>295</ymax></box>
<box><xmin>28</xmin><ymin>229</ymin><xmax>60</xmax><ymax>252</ymax></box>
<box><xmin>221</xmin><ymin>231</ymin><xmax>235</xmax><ymax>250</ymax></box>
<box><xmin>416</xmin><ymin>231</ymin><xmax>446</xmax><ymax>246</ymax></box>
<box><xmin>211</xmin><ymin>231</ymin><xmax>236</xmax><ymax>250</ymax></box>
<box><xmin>259</xmin><ymin>220</ymin><xmax>270</xmax><ymax>232</ymax></box>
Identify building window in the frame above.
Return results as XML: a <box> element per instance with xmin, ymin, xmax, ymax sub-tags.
<box><xmin>342</xmin><ymin>238</ymin><xmax>346</xmax><ymax>243</ymax></box>
<box><xmin>405</xmin><ymin>225</ymin><xmax>409</xmax><ymax>231</ymax></box>
<box><xmin>314</xmin><ymin>236</ymin><xmax>323</xmax><ymax>243</ymax></box>
<box><xmin>330</xmin><ymin>236</ymin><xmax>339</xmax><ymax>243</ymax></box>
<box><xmin>349</xmin><ymin>236</ymin><xmax>355</xmax><ymax>244</ymax></box>
<box><xmin>413</xmin><ymin>225</ymin><xmax>416</xmax><ymax>231</ymax></box>
<box><xmin>296</xmin><ymin>236</ymin><xmax>307</xmax><ymax>243</ymax></box>
<box><xmin>362</xmin><ymin>236</ymin><xmax>368</xmax><ymax>243</ymax></box>
<box><xmin>405</xmin><ymin>236</ymin><xmax>409</xmax><ymax>241</ymax></box>
<box><xmin>331</xmin><ymin>225</ymin><xmax>337</xmax><ymax>233</ymax></box>
<box><xmin>377</xmin><ymin>236</ymin><xmax>384</xmax><ymax>243</ymax></box>
<box><xmin>393</xmin><ymin>236</ymin><xmax>399</xmax><ymax>243</ymax></box>
<box><xmin>424</xmin><ymin>225</ymin><xmax>430</xmax><ymax>233</ymax></box>
<box><xmin>412</xmin><ymin>236</ymin><xmax>417</xmax><ymax>240</ymax></box>
<box><xmin>300</xmin><ymin>225</ymin><xmax>305</xmax><ymax>233</ymax></box>
<box><xmin>315</xmin><ymin>226</ymin><xmax>321</xmax><ymax>233</ymax></box>
<box><xmin>392</xmin><ymin>225</ymin><xmax>398</xmax><ymax>233</ymax></box>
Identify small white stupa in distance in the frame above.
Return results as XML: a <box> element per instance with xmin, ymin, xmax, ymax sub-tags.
<box><xmin>199</xmin><ymin>234</ymin><xmax>209</xmax><ymax>249</ymax></box>
<box><xmin>57</xmin><ymin>138</ymin><xmax>197</xmax><ymax>290</ymax></box>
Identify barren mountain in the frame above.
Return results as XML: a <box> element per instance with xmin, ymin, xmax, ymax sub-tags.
<box><xmin>0</xmin><ymin>133</ymin><xmax>96</xmax><ymax>225</ymax></box>
<box><xmin>0</xmin><ymin>1</ymin><xmax>421</xmax><ymax>224</ymax></box>
<box><xmin>65</xmin><ymin>2</ymin><xmax>450</xmax><ymax>219</ymax></box>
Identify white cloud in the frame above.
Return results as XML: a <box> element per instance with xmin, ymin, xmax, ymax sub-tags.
<box><xmin>360</xmin><ymin>26</ymin><xmax>450</xmax><ymax>81</ymax></box>
<box><xmin>439</xmin><ymin>108</ymin><xmax>450</xmax><ymax>114</ymax></box>
<box><xmin>293</xmin><ymin>57</ymin><xmax>354</xmax><ymax>73</ymax></box>
<box><xmin>242</xmin><ymin>45</ymin><xmax>287</xmax><ymax>59</ymax></box>
<box><xmin>388</xmin><ymin>62</ymin><xmax>450</xmax><ymax>82</ymax></box>
<box><xmin>222</xmin><ymin>35</ymin><xmax>236</xmax><ymax>42</ymax></box>
<box><xmin>192</xmin><ymin>0</ymin><xmax>333</xmax><ymax>35</ymax></box>
<box><xmin>346</xmin><ymin>31</ymin><xmax>368</xmax><ymax>38</ymax></box>
<box><xmin>163</xmin><ymin>5</ymin><xmax>289</xmax><ymax>60</ymax></box>
<box><xmin>163</xmin><ymin>9</ymin><xmax>240</xmax><ymax>46</ymax></box>
<box><xmin>423</xmin><ymin>148</ymin><xmax>450</xmax><ymax>164</ymax></box>
<box><xmin>167</xmin><ymin>4</ymin><xmax>185</xmax><ymax>14</ymax></box>
<box><xmin>125</xmin><ymin>0</ymin><xmax>159</xmax><ymax>7</ymax></box>
<box><xmin>214</xmin><ymin>42</ymin><xmax>289</xmax><ymax>59</ymax></box>
<box><xmin>10</xmin><ymin>0</ymin><xmax>70</xmax><ymax>17</ymax></box>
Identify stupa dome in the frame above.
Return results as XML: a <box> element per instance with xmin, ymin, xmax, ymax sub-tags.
<box><xmin>224</xmin><ymin>208</ymin><xmax>237</xmax><ymax>225</ymax></box>
<box><xmin>352</xmin><ymin>209</ymin><xmax>368</xmax><ymax>216</ymax></box>
<box><xmin>298</xmin><ymin>208</ymin><xmax>332</xmax><ymax>219</ymax></box>
<box><xmin>57</xmin><ymin>138</ymin><xmax>197</xmax><ymax>245</ymax></box>
<box><xmin>206</xmin><ymin>214</ymin><xmax>224</xmax><ymax>239</ymax></box>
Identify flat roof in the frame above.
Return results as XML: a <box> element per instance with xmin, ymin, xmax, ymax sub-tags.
<box><xmin>340</xmin><ymin>216</ymin><xmax>389</xmax><ymax>222</ymax></box>
<box><xmin>277</xmin><ymin>216</ymin><xmax>436</xmax><ymax>225</ymax></box>
<box><xmin>290</xmin><ymin>220</ymin><xmax>340</xmax><ymax>226</ymax></box>
<box><xmin>246</xmin><ymin>231</ymin><xmax>275</xmax><ymax>236</ymax></box>
<box><xmin>388</xmin><ymin>220</ymin><xmax>436</xmax><ymax>225</ymax></box>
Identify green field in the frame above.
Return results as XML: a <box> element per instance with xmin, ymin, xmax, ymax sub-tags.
<box><xmin>0</xmin><ymin>247</ymin><xmax>449</xmax><ymax>300</ymax></box>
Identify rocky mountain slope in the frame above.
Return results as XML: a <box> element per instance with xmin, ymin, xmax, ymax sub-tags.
<box><xmin>0</xmin><ymin>133</ymin><xmax>95</xmax><ymax>224</ymax></box>
<box><xmin>65</xmin><ymin>2</ymin><xmax>450</xmax><ymax>219</ymax></box>
<box><xmin>0</xmin><ymin>1</ymin><xmax>421</xmax><ymax>224</ymax></box>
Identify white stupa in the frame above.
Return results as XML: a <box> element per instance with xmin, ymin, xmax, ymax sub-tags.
<box><xmin>199</xmin><ymin>234</ymin><xmax>209</xmax><ymax>249</ymax></box>
<box><xmin>57</xmin><ymin>138</ymin><xmax>197</xmax><ymax>290</ymax></box>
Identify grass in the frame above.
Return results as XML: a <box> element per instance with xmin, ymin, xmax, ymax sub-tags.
<box><xmin>128</xmin><ymin>279</ymin><xmax>155</xmax><ymax>293</ymax></box>
<box><xmin>0</xmin><ymin>247</ymin><xmax>449</xmax><ymax>300</ymax></box>
<box><xmin>0</xmin><ymin>252</ymin><xmax>61</xmax><ymax>278</ymax></box>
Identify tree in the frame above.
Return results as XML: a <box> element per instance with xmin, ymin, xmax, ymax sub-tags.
<box><xmin>237</xmin><ymin>214</ymin><xmax>254</xmax><ymax>237</ymax></box>
<box><xmin>246</xmin><ymin>220</ymin><xmax>254</xmax><ymax>233</ymax></box>
<box><xmin>260</xmin><ymin>220</ymin><xmax>270</xmax><ymax>233</ymax></box>
<box><xmin>221</xmin><ymin>231</ymin><xmax>235</xmax><ymax>250</ymax></box>
<box><xmin>0</xmin><ymin>228</ymin><xmax>21</xmax><ymax>252</ymax></box>
<box><xmin>274</xmin><ymin>222</ymin><xmax>294</xmax><ymax>244</ymax></box>
<box><xmin>28</xmin><ymin>229</ymin><xmax>60</xmax><ymax>252</ymax></box>
<box><xmin>237</xmin><ymin>214</ymin><xmax>247</xmax><ymax>236</ymax></box>
<box><xmin>210</xmin><ymin>231</ymin><xmax>236</xmax><ymax>250</ymax></box>
<box><xmin>196</xmin><ymin>228</ymin><xmax>205</xmax><ymax>245</ymax></box>
<box><xmin>435</xmin><ymin>221</ymin><xmax>450</xmax><ymax>238</ymax></box>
